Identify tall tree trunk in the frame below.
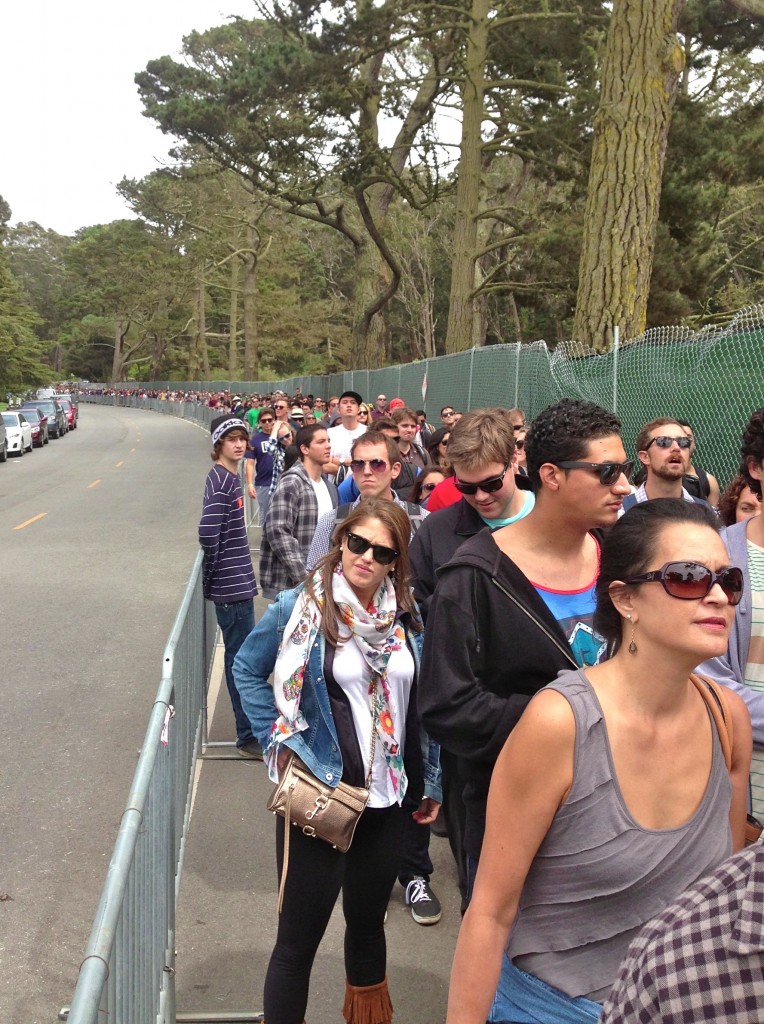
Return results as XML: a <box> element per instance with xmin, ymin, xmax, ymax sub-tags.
<box><xmin>446</xmin><ymin>0</ymin><xmax>489</xmax><ymax>353</ymax></box>
<box><xmin>228</xmin><ymin>256</ymin><xmax>239</xmax><ymax>379</ymax></box>
<box><xmin>573</xmin><ymin>0</ymin><xmax>686</xmax><ymax>351</ymax></box>
<box><xmin>351</xmin><ymin>237</ymin><xmax>392</xmax><ymax>368</ymax></box>
<box><xmin>242</xmin><ymin>223</ymin><xmax>259</xmax><ymax>380</ymax></box>
<box><xmin>349</xmin><ymin>27</ymin><xmax>444</xmax><ymax>367</ymax></box>
<box><xmin>111</xmin><ymin>320</ymin><xmax>126</xmax><ymax>381</ymax></box>
<box><xmin>190</xmin><ymin>277</ymin><xmax>206</xmax><ymax>379</ymax></box>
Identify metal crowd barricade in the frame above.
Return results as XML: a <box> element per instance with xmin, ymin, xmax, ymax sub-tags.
<box><xmin>62</xmin><ymin>552</ymin><xmax>217</xmax><ymax>1024</ymax></box>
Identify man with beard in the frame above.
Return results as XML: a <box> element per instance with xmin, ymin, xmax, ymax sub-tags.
<box><xmin>621</xmin><ymin>418</ymin><xmax>710</xmax><ymax>513</ymax></box>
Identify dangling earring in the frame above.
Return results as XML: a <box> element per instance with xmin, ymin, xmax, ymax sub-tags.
<box><xmin>626</xmin><ymin>614</ymin><xmax>637</xmax><ymax>655</ymax></box>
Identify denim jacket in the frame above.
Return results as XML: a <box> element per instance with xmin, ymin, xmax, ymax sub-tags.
<box><xmin>233</xmin><ymin>586</ymin><xmax>442</xmax><ymax>803</ymax></box>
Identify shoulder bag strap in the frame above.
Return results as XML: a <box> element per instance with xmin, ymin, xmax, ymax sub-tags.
<box><xmin>690</xmin><ymin>672</ymin><xmax>732</xmax><ymax>771</ymax></box>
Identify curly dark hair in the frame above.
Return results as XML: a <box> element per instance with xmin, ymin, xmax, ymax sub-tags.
<box><xmin>740</xmin><ymin>408</ymin><xmax>764</xmax><ymax>499</ymax></box>
<box><xmin>718</xmin><ymin>474</ymin><xmax>751</xmax><ymax>527</ymax></box>
<box><xmin>594</xmin><ymin>499</ymin><xmax>720</xmax><ymax>655</ymax></box>
<box><xmin>524</xmin><ymin>399</ymin><xmax>622</xmax><ymax>490</ymax></box>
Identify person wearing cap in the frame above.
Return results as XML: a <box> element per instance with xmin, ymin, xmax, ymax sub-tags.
<box><xmin>199</xmin><ymin>416</ymin><xmax>261</xmax><ymax>759</ymax></box>
<box><xmin>326</xmin><ymin>390</ymin><xmax>367</xmax><ymax>480</ymax></box>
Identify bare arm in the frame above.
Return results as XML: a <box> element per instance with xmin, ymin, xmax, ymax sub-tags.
<box><xmin>445</xmin><ymin>689</ymin><xmax>575</xmax><ymax>1024</ymax></box>
<box><xmin>707</xmin><ymin>472</ymin><xmax>720</xmax><ymax>508</ymax></box>
<box><xmin>726</xmin><ymin>687</ymin><xmax>753</xmax><ymax>852</ymax></box>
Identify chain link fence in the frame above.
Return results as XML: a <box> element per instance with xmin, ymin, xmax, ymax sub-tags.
<box><xmin>120</xmin><ymin>303</ymin><xmax>763</xmax><ymax>487</ymax></box>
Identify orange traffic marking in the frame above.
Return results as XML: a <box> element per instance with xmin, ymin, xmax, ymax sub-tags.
<box><xmin>14</xmin><ymin>513</ymin><xmax>48</xmax><ymax>531</ymax></box>
<box><xmin>87</xmin><ymin>479</ymin><xmax>101</xmax><ymax>489</ymax></box>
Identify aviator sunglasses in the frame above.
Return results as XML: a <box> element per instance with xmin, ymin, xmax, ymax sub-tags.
<box><xmin>555</xmin><ymin>460</ymin><xmax>633</xmax><ymax>486</ymax></box>
<box><xmin>644</xmin><ymin>435</ymin><xmax>692</xmax><ymax>450</ymax></box>
<box><xmin>350</xmin><ymin>458</ymin><xmax>389</xmax><ymax>474</ymax></box>
<box><xmin>623</xmin><ymin>561</ymin><xmax>743</xmax><ymax>605</ymax></box>
<box><xmin>454</xmin><ymin>462</ymin><xmax>510</xmax><ymax>496</ymax></box>
<box><xmin>345</xmin><ymin>532</ymin><xmax>399</xmax><ymax>565</ymax></box>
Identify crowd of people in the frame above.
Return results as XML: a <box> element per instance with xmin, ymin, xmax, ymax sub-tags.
<box><xmin>194</xmin><ymin>389</ymin><xmax>764</xmax><ymax>1024</ymax></box>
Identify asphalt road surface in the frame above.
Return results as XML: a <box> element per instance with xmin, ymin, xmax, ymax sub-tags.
<box><xmin>0</xmin><ymin>401</ymin><xmax>461</xmax><ymax>1024</ymax></box>
<box><xmin>0</xmin><ymin>404</ymin><xmax>210</xmax><ymax>1023</ymax></box>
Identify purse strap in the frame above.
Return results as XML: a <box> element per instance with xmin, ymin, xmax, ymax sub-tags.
<box><xmin>277</xmin><ymin>686</ymin><xmax>380</xmax><ymax>914</ymax></box>
<box><xmin>690</xmin><ymin>672</ymin><xmax>732</xmax><ymax>771</ymax></box>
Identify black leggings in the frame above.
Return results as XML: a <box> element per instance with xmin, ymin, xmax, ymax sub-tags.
<box><xmin>263</xmin><ymin>804</ymin><xmax>405</xmax><ymax>1024</ymax></box>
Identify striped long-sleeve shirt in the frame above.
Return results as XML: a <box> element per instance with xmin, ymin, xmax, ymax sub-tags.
<box><xmin>199</xmin><ymin>464</ymin><xmax>257</xmax><ymax>603</ymax></box>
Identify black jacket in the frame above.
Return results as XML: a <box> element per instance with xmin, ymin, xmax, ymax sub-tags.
<box><xmin>418</xmin><ymin>526</ymin><xmax>580</xmax><ymax>859</ymax></box>
<box><xmin>410</xmin><ymin>475</ymin><xmax>534</xmax><ymax>623</ymax></box>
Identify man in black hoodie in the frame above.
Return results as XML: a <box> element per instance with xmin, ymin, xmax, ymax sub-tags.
<box><xmin>419</xmin><ymin>398</ymin><xmax>631</xmax><ymax>891</ymax></box>
<box><xmin>410</xmin><ymin>407</ymin><xmax>534</xmax><ymax>911</ymax></box>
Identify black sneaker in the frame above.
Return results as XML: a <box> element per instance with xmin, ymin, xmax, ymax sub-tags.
<box><xmin>404</xmin><ymin>877</ymin><xmax>442</xmax><ymax>925</ymax></box>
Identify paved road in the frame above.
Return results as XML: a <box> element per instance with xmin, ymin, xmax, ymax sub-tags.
<box><xmin>0</xmin><ymin>404</ymin><xmax>210</xmax><ymax>1024</ymax></box>
<box><xmin>0</xmin><ymin>402</ymin><xmax>460</xmax><ymax>1024</ymax></box>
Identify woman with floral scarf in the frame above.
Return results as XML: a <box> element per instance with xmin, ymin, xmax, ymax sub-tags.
<box><xmin>234</xmin><ymin>498</ymin><xmax>441</xmax><ymax>1024</ymax></box>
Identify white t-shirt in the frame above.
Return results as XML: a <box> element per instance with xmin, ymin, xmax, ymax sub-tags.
<box><xmin>310</xmin><ymin>477</ymin><xmax>334</xmax><ymax>521</ymax></box>
<box><xmin>328</xmin><ymin>423</ymin><xmax>367</xmax><ymax>464</ymax></box>
<box><xmin>333</xmin><ymin>629</ymin><xmax>415</xmax><ymax>808</ymax></box>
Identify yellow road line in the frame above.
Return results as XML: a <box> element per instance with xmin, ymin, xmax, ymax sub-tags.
<box><xmin>87</xmin><ymin>479</ymin><xmax>101</xmax><ymax>489</ymax></box>
<box><xmin>115</xmin><ymin>460</ymin><xmax>124</xmax><ymax>468</ymax></box>
<box><xmin>14</xmin><ymin>513</ymin><xmax>47</xmax><ymax>531</ymax></box>
<box><xmin>130</xmin><ymin>447</ymin><xmax>136</xmax><ymax>453</ymax></box>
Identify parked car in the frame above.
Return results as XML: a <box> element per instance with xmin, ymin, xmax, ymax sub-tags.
<box><xmin>36</xmin><ymin>387</ymin><xmax>57</xmax><ymax>400</ymax></box>
<box><xmin>57</xmin><ymin>397</ymin><xmax>78</xmax><ymax>429</ymax></box>
<box><xmin>2</xmin><ymin>411</ymin><xmax>34</xmax><ymax>455</ymax></box>
<box><xmin>0</xmin><ymin>415</ymin><xmax>7</xmax><ymax>462</ymax></box>
<box><xmin>56</xmin><ymin>391</ymin><xmax>79</xmax><ymax>409</ymax></box>
<box><xmin>19</xmin><ymin>406</ymin><xmax>49</xmax><ymax>446</ymax></box>
<box><xmin>21</xmin><ymin>400</ymin><xmax>67</xmax><ymax>439</ymax></box>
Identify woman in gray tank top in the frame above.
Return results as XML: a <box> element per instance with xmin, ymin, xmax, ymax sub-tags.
<box><xmin>447</xmin><ymin>499</ymin><xmax>752</xmax><ymax>1024</ymax></box>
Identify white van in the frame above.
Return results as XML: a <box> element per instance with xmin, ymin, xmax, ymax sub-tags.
<box><xmin>36</xmin><ymin>388</ymin><xmax>56</xmax><ymax>400</ymax></box>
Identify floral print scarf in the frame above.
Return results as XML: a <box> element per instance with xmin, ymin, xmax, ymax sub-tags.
<box><xmin>268</xmin><ymin>566</ymin><xmax>408</xmax><ymax>801</ymax></box>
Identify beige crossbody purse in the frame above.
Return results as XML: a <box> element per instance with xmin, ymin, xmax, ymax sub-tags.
<box><xmin>268</xmin><ymin>696</ymin><xmax>379</xmax><ymax>912</ymax></box>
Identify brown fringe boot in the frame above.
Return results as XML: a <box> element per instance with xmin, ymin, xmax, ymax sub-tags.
<box><xmin>342</xmin><ymin>977</ymin><xmax>393</xmax><ymax>1024</ymax></box>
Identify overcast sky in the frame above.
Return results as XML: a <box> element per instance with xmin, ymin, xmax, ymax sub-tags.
<box><xmin>1</xmin><ymin>0</ymin><xmax>257</xmax><ymax>235</ymax></box>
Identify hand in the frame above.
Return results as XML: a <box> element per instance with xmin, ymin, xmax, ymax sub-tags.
<box><xmin>412</xmin><ymin>797</ymin><xmax>441</xmax><ymax>825</ymax></box>
<box><xmin>276</xmin><ymin>746</ymin><xmax>292</xmax><ymax>779</ymax></box>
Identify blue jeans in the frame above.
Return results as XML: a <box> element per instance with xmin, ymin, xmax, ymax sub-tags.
<box><xmin>214</xmin><ymin>599</ymin><xmax>256</xmax><ymax>746</ymax></box>
<box><xmin>256</xmin><ymin>485</ymin><xmax>271</xmax><ymax>528</ymax></box>
<box><xmin>488</xmin><ymin>955</ymin><xmax>602</xmax><ymax>1024</ymax></box>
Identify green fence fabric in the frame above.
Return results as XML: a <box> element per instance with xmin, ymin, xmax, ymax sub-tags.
<box><xmin>125</xmin><ymin>304</ymin><xmax>763</xmax><ymax>488</ymax></box>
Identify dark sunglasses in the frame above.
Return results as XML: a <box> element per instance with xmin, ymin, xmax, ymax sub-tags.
<box><xmin>515</xmin><ymin>440</ymin><xmax>524</xmax><ymax>450</ymax></box>
<box><xmin>440</xmin><ymin>438</ymin><xmax>449</xmax><ymax>446</ymax></box>
<box><xmin>275</xmin><ymin>405</ymin><xmax>288</xmax><ymax>411</ymax></box>
<box><xmin>644</xmin><ymin>435</ymin><xmax>692</xmax><ymax>450</ymax></box>
<box><xmin>259</xmin><ymin>417</ymin><xmax>274</xmax><ymax>425</ymax></box>
<box><xmin>513</xmin><ymin>424</ymin><xmax>526</xmax><ymax>432</ymax></box>
<box><xmin>555</xmin><ymin>460</ymin><xmax>633</xmax><ymax>486</ymax></box>
<box><xmin>350</xmin><ymin>458</ymin><xmax>389</xmax><ymax>474</ymax></box>
<box><xmin>421</xmin><ymin>482</ymin><xmax>439</xmax><ymax>492</ymax></box>
<box><xmin>623</xmin><ymin>561</ymin><xmax>743</xmax><ymax>605</ymax></box>
<box><xmin>345</xmin><ymin>532</ymin><xmax>398</xmax><ymax>565</ymax></box>
<box><xmin>454</xmin><ymin>462</ymin><xmax>509</xmax><ymax>495</ymax></box>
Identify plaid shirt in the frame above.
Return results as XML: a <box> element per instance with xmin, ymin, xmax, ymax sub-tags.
<box><xmin>259</xmin><ymin>461</ymin><xmax>338</xmax><ymax>595</ymax></box>
<box><xmin>601</xmin><ymin>845</ymin><xmax>764</xmax><ymax>1024</ymax></box>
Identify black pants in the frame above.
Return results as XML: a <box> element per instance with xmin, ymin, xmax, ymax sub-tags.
<box><xmin>263</xmin><ymin>804</ymin><xmax>405</xmax><ymax>1024</ymax></box>
<box><xmin>397</xmin><ymin>791</ymin><xmax>433</xmax><ymax>885</ymax></box>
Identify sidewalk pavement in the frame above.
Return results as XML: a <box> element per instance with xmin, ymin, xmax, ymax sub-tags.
<box><xmin>174</xmin><ymin>537</ymin><xmax>461</xmax><ymax>1023</ymax></box>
